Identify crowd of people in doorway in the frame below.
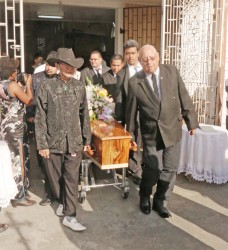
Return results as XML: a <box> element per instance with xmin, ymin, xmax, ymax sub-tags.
<box><xmin>0</xmin><ymin>39</ymin><xmax>198</xmax><ymax>232</ymax></box>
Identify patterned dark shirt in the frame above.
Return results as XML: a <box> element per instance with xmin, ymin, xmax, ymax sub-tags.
<box><xmin>26</xmin><ymin>71</ymin><xmax>57</xmax><ymax>118</ymax></box>
<box><xmin>35</xmin><ymin>76</ymin><xmax>91</xmax><ymax>154</ymax></box>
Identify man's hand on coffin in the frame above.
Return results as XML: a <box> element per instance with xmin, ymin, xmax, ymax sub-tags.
<box><xmin>130</xmin><ymin>141</ymin><xmax>137</xmax><ymax>152</ymax></box>
<box><xmin>83</xmin><ymin>145</ymin><xmax>94</xmax><ymax>156</ymax></box>
<box><xmin>189</xmin><ymin>129</ymin><xmax>196</xmax><ymax>135</ymax></box>
<box><xmin>39</xmin><ymin>149</ymin><xmax>50</xmax><ymax>159</ymax></box>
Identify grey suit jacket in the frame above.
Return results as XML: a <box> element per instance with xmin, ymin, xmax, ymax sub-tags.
<box><xmin>126</xmin><ymin>64</ymin><xmax>199</xmax><ymax>150</ymax></box>
<box><xmin>80</xmin><ymin>65</ymin><xmax>110</xmax><ymax>85</ymax></box>
<box><xmin>115</xmin><ymin>65</ymin><xmax>130</xmax><ymax>123</ymax></box>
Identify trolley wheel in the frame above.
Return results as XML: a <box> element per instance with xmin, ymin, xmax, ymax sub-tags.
<box><xmin>78</xmin><ymin>192</ymin><xmax>86</xmax><ymax>204</ymax></box>
<box><xmin>121</xmin><ymin>186</ymin><xmax>130</xmax><ymax>199</ymax></box>
<box><xmin>122</xmin><ymin>191</ymin><xmax>129</xmax><ymax>199</ymax></box>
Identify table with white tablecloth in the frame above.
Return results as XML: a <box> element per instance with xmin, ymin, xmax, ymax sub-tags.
<box><xmin>178</xmin><ymin>124</ymin><xmax>228</xmax><ymax>184</ymax></box>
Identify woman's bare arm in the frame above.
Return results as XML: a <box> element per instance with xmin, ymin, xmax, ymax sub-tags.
<box><xmin>8</xmin><ymin>74</ymin><xmax>33</xmax><ymax>105</ymax></box>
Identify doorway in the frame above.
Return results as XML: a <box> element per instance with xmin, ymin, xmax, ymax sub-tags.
<box><xmin>23</xmin><ymin>4</ymin><xmax>115</xmax><ymax>71</ymax></box>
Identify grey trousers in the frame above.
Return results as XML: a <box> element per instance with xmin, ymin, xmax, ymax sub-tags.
<box><xmin>140</xmin><ymin>141</ymin><xmax>181</xmax><ymax>200</ymax></box>
<box><xmin>43</xmin><ymin>152</ymin><xmax>82</xmax><ymax>217</ymax></box>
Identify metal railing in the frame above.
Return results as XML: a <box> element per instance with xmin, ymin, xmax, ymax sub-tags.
<box><xmin>0</xmin><ymin>0</ymin><xmax>24</xmax><ymax>71</ymax></box>
<box><xmin>161</xmin><ymin>0</ymin><xmax>225</xmax><ymax>125</ymax></box>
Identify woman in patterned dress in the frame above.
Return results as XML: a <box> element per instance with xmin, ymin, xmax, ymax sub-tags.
<box><xmin>0</xmin><ymin>57</ymin><xmax>36</xmax><ymax>206</ymax></box>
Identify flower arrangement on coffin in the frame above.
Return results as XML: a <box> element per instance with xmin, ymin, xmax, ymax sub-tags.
<box><xmin>85</xmin><ymin>78</ymin><xmax>115</xmax><ymax>122</ymax></box>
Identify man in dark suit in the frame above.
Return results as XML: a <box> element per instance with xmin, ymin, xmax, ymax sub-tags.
<box><xmin>126</xmin><ymin>44</ymin><xmax>198</xmax><ymax>217</ymax></box>
<box><xmin>27</xmin><ymin>52</ymin><xmax>44</xmax><ymax>75</ymax></box>
<box><xmin>80</xmin><ymin>50</ymin><xmax>110</xmax><ymax>85</ymax></box>
<box><xmin>115</xmin><ymin>39</ymin><xmax>143</xmax><ymax>184</ymax></box>
<box><xmin>102</xmin><ymin>54</ymin><xmax>124</xmax><ymax>99</ymax></box>
<box><xmin>27</xmin><ymin>51</ymin><xmax>58</xmax><ymax>206</ymax></box>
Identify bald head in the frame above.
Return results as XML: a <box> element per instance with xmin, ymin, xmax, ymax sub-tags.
<box><xmin>139</xmin><ymin>45</ymin><xmax>160</xmax><ymax>74</ymax></box>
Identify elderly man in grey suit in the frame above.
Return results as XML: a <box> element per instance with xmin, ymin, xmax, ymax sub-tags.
<box><xmin>80</xmin><ymin>50</ymin><xmax>110</xmax><ymax>85</ymax></box>
<box><xmin>126</xmin><ymin>44</ymin><xmax>198</xmax><ymax>217</ymax></box>
<box><xmin>115</xmin><ymin>40</ymin><xmax>143</xmax><ymax>184</ymax></box>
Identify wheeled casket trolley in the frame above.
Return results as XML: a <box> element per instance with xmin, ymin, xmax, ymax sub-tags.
<box><xmin>78</xmin><ymin>120</ymin><xmax>132</xmax><ymax>203</ymax></box>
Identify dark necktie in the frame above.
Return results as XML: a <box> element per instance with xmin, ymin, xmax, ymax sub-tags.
<box><xmin>95</xmin><ymin>69</ymin><xmax>101</xmax><ymax>78</ymax></box>
<box><xmin>152</xmin><ymin>73</ymin><xmax>159</xmax><ymax>97</ymax></box>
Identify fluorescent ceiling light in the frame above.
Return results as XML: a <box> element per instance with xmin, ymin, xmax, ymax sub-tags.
<box><xmin>37</xmin><ymin>6</ymin><xmax>64</xmax><ymax>19</ymax></box>
<box><xmin>37</xmin><ymin>14</ymin><xmax>63</xmax><ymax>19</ymax></box>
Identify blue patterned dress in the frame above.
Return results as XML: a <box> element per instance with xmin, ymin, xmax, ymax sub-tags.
<box><xmin>0</xmin><ymin>80</ymin><xmax>30</xmax><ymax>200</ymax></box>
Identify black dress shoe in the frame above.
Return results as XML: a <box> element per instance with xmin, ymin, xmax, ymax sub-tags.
<box><xmin>140</xmin><ymin>197</ymin><xmax>151</xmax><ymax>215</ymax></box>
<box><xmin>152</xmin><ymin>200</ymin><xmax>171</xmax><ymax>218</ymax></box>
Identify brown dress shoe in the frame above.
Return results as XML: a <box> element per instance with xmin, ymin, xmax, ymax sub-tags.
<box><xmin>11</xmin><ymin>198</ymin><xmax>37</xmax><ymax>208</ymax></box>
<box><xmin>0</xmin><ymin>223</ymin><xmax>9</xmax><ymax>232</ymax></box>
<box><xmin>39</xmin><ymin>196</ymin><xmax>52</xmax><ymax>206</ymax></box>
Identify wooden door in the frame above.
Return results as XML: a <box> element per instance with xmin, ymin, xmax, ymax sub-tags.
<box><xmin>123</xmin><ymin>6</ymin><xmax>161</xmax><ymax>51</ymax></box>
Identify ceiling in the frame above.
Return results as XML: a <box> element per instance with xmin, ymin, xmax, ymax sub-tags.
<box><xmin>0</xmin><ymin>2</ymin><xmax>114</xmax><ymax>23</ymax></box>
<box><xmin>24</xmin><ymin>3</ymin><xmax>115</xmax><ymax>23</ymax></box>
<box><xmin>0</xmin><ymin>2</ymin><xmax>115</xmax><ymax>37</ymax></box>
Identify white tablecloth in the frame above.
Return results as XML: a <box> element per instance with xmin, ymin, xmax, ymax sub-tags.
<box><xmin>178</xmin><ymin>124</ymin><xmax>228</xmax><ymax>184</ymax></box>
<box><xmin>0</xmin><ymin>141</ymin><xmax>18</xmax><ymax>208</ymax></box>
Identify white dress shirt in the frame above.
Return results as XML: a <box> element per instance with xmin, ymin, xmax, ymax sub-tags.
<box><xmin>128</xmin><ymin>62</ymin><xmax>142</xmax><ymax>78</ymax></box>
<box><xmin>33</xmin><ymin>64</ymin><xmax>45</xmax><ymax>74</ymax></box>
<box><xmin>93</xmin><ymin>67</ymin><xmax>102</xmax><ymax>76</ymax></box>
<box><xmin>74</xmin><ymin>71</ymin><xmax>81</xmax><ymax>80</ymax></box>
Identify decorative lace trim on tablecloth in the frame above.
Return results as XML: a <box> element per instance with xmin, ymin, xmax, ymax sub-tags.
<box><xmin>178</xmin><ymin>165</ymin><xmax>228</xmax><ymax>185</ymax></box>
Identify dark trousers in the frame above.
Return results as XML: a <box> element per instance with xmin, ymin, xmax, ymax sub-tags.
<box><xmin>37</xmin><ymin>151</ymin><xmax>53</xmax><ymax>198</ymax></box>
<box><xmin>128</xmin><ymin>115</ymin><xmax>142</xmax><ymax>174</ymax></box>
<box><xmin>140</xmin><ymin>141</ymin><xmax>181</xmax><ymax>201</ymax></box>
<box><xmin>43</xmin><ymin>152</ymin><xmax>82</xmax><ymax>217</ymax></box>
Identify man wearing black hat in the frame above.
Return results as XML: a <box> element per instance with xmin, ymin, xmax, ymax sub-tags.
<box><xmin>27</xmin><ymin>51</ymin><xmax>58</xmax><ymax>206</ymax></box>
<box><xmin>35</xmin><ymin>48</ymin><xmax>91</xmax><ymax>232</ymax></box>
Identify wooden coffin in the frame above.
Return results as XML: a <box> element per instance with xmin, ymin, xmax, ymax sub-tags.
<box><xmin>86</xmin><ymin>120</ymin><xmax>132</xmax><ymax>170</ymax></box>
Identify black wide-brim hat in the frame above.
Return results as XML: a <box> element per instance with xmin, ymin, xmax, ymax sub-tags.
<box><xmin>56</xmin><ymin>48</ymin><xmax>84</xmax><ymax>69</ymax></box>
<box><xmin>46</xmin><ymin>51</ymin><xmax>57</xmax><ymax>66</ymax></box>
